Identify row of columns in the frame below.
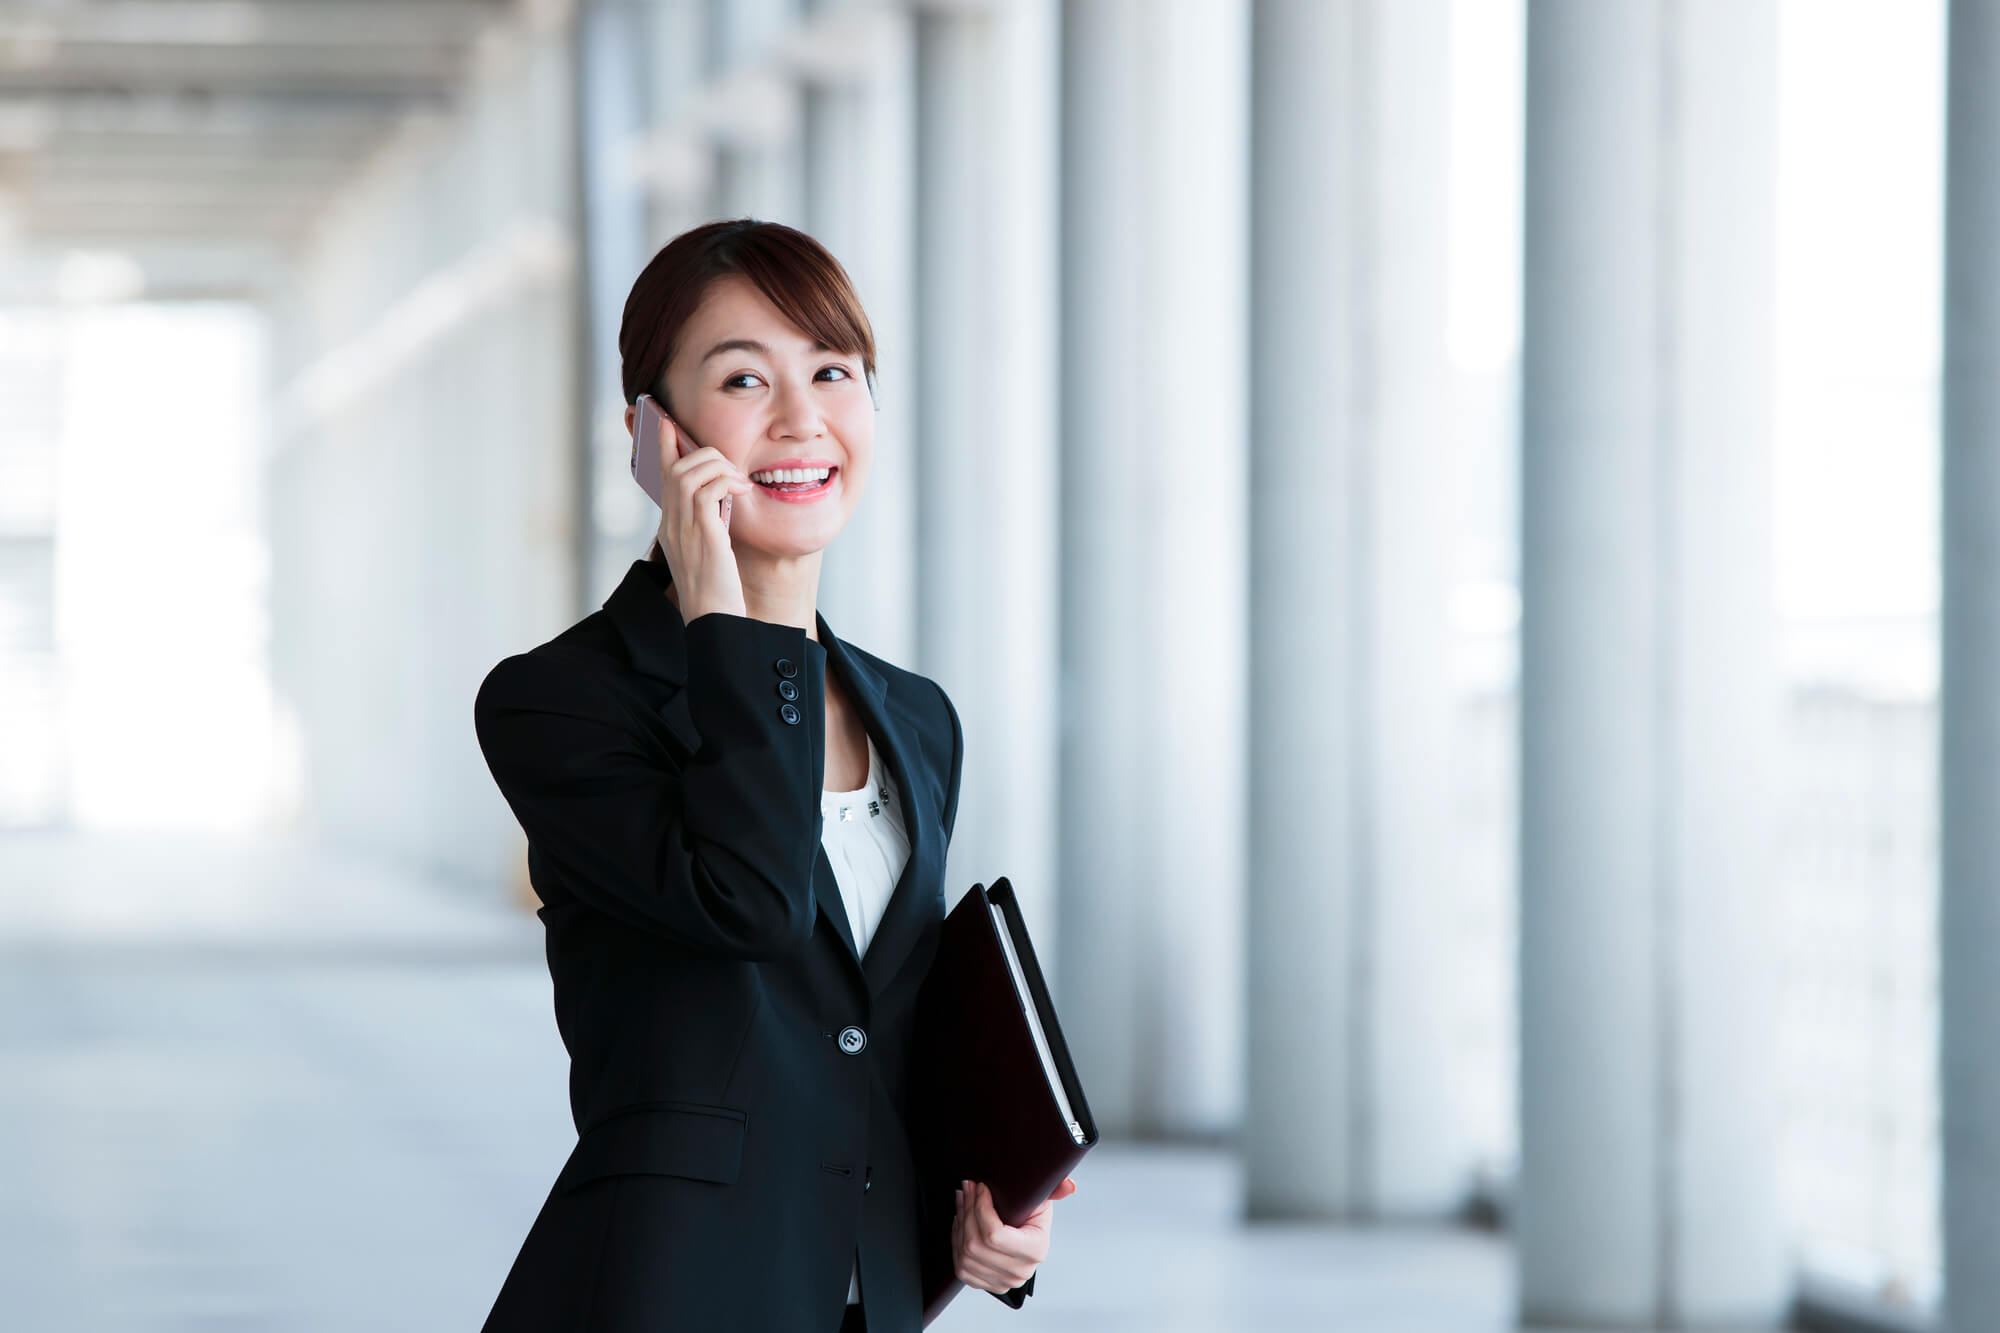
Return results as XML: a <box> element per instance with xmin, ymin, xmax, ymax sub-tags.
<box><xmin>572</xmin><ymin>1</ymin><xmax>1994</xmax><ymax>1328</ymax></box>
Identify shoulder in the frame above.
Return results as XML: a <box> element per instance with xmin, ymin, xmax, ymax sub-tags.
<box><xmin>842</xmin><ymin>639</ymin><xmax>958</xmax><ymax>738</ymax></box>
<box><xmin>475</xmin><ymin>612</ymin><xmax>644</xmax><ymax>722</ymax></box>
<box><xmin>837</xmin><ymin>641</ymin><xmax>962</xmax><ymax>813</ymax></box>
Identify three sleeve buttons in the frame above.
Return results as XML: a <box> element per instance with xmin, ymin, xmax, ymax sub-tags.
<box><xmin>774</xmin><ymin>656</ymin><xmax>800</xmax><ymax>724</ymax></box>
<box><xmin>837</xmin><ymin>1025</ymin><xmax>867</xmax><ymax>1055</ymax></box>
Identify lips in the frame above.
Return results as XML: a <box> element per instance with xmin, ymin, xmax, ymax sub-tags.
<box><xmin>753</xmin><ymin>465</ymin><xmax>839</xmax><ymax>504</ymax></box>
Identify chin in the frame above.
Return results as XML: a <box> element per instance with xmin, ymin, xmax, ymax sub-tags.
<box><xmin>749</xmin><ymin>505</ymin><xmax>853</xmax><ymax>544</ymax></box>
<box><xmin>738</xmin><ymin>526</ymin><xmax>840</xmax><ymax>563</ymax></box>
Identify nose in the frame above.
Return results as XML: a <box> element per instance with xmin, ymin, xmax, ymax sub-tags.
<box><xmin>769</xmin><ymin>375</ymin><xmax>826</xmax><ymax>442</ymax></box>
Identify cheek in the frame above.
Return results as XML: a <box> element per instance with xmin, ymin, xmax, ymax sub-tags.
<box><xmin>697</xmin><ymin>406</ymin><xmax>758</xmax><ymax>458</ymax></box>
<box><xmin>833</xmin><ymin>403</ymin><xmax>874</xmax><ymax>460</ymax></box>
<box><xmin>839</xmin><ymin>436</ymin><xmax>873</xmax><ymax>484</ymax></box>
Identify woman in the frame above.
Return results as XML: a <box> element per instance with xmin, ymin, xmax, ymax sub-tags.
<box><xmin>472</xmin><ymin>218</ymin><xmax>1076</xmax><ymax>1332</ymax></box>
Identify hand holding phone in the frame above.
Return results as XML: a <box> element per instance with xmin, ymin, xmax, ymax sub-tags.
<box><xmin>632</xmin><ymin>393</ymin><xmax>752</xmax><ymax>621</ymax></box>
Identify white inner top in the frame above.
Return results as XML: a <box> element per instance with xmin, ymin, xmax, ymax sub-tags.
<box><xmin>820</xmin><ymin>731</ymin><xmax>909</xmax><ymax>962</ymax></box>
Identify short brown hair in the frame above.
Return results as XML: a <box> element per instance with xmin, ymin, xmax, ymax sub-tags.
<box><xmin>620</xmin><ymin>218</ymin><xmax>877</xmax><ymax>566</ymax></box>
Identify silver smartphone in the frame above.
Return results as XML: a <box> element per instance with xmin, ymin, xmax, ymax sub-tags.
<box><xmin>632</xmin><ymin>393</ymin><xmax>730</xmax><ymax>528</ymax></box>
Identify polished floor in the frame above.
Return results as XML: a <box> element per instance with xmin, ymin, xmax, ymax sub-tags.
<box><xmin>0</xmin><ymin>830</ymin><xmax>1513</xmax><ymax>1333</ymax></box>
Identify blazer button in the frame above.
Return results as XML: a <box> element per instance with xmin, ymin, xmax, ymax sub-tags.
<box><xmin>777</xmin><ymin>678</ymin><xmax>799</xmax><ymax>702</ymax></box>
<box><xmin>837</xmin><ymin>1025</ymin><xmax>867</xmax><ymax>1055</ymax></box>
<box><xmin>865</xmin><ymin>1166</ymin><xmax>872</xmax><ymax>1192</ymax></box>
<box><xmin>779</xmin><ymin>702</ymin><xmax>800</xmax><ymax>725</ymax></box>
<box><xmin>775</xmin><ymin>657</ymin><xmax>798</xmax><ymax>678</ymax></box>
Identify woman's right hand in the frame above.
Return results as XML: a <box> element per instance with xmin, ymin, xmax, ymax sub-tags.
<box><xmin>657</xmin><ymin>416</ymin><xmax>754</xmax><ymax>622</ymax></box>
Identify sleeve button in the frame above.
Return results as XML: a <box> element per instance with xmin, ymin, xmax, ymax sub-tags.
<box><xmin>777</xmin><ymin>678</ymin><xmax>799</xmax><ymax>702</ymax></box>
<box><xmin>779</xmin><ymin>701</ymin><xmax>801</xmax><ymax>725</ymax></box>
<box><xmin>775</xmin><ymin>657</ymin><xmax>798</xmax><ymax>678</ymax></box>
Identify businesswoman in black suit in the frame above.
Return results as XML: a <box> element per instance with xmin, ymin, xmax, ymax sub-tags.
<box><xmin>472</xmin><ymin>219</ymin><xmax>1075</xmax><ymax>1331</ymax></box>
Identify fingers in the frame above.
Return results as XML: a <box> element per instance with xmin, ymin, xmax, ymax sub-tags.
<box><xmin>953</xmin><ymin>1181</ymin><xmax>1043</xmax><ymax>1291</ymax></box>
<box><xmin>691</xmin><ymin>470</ymin><xmax>750</xmax><ymax>527</ymax></box>
<box><xmin>668</xmin><ymin>457</ymin><xmax>750</xmax><ymax>550</ymax></box>
<box><xmin>953</xmin><ymin>1184</ymin><xmax>1009</xmax><ymax>1291</ymax></box>
<box><xmin>676</xmin><ymin>452</ymin><xmax>750</xmax><ymax>504</ymax></box>
<box><xmin>666</xmin><ymin>442</ymin><xmax>737</xmax><ymax>485</ymax></box>
<box><xmin>669</xmin><ymin>448</ymin><xmax>745</xmax><ymax>513</ymax></box>
<box><xmin>950</xmin><ymin>1193</ymin><xmax>1008</xmax><ymax>1292</ymax></box>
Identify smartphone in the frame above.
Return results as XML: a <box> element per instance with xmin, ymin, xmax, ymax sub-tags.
<box><xmin>632</xmin><ymin>393</ymin><xmax>730</xmax><ymax>529</ymax></box>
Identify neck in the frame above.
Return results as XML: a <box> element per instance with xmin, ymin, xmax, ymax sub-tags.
<box><xmin>665</xmin><ymin>549</ymin><xmax>823</xmax><ymax>642</ymax></box>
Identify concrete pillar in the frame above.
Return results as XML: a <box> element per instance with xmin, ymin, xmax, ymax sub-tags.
<box><xmin>802</xmin><ymin>3</ymin><xmax>919</xmax><ymax>665</ymax></box>
<box><xmin>635</xmin><ymin>0</ymin><xmax>714</xmax><ymax>251</ymax></box>
<box><xmin>1059</xmin><ymin>0</ymin><xmax>1249</xmax><ymax>1136</ymax></box>
<box><xmin>908</xmin><ymin>0</ymin><xmax>1063</xmax><ymax>975</ymax></box>
<box><xmin>1243</xmin><ymin>0</ymin><xmax>1465</xmax><ymax>1221</ymax></box>
<box><xmin>1942</xmin><ymin>4</ymin><xmax>2000</xmax><ymax>1329</ymax></box>
<box><xmin>709</xmin><ymin>0</ymin><xmax>803</xmax><ymax>223</ymax></box>
<box><xmin>1517</xmin><ymin>1</ymin><xmax>1785</xmax><ymax>1325</ymax></box>
<box><xmin>574</xmin><ymin>0</ymin><xmax>652</xmax><ymax>598</ymax></box>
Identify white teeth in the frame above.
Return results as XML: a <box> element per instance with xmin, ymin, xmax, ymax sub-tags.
<box><xmin>752</xmin><ymin>467</ymin><xmax>832</xmax><ymax>484</ymax></box>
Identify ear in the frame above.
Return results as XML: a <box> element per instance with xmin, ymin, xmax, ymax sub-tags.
<box><xmin>623</xmin><ymin>404</ymin><xmax>636</xmax><ymax>437</ymax></box>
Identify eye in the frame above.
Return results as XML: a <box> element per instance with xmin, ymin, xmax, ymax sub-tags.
<box><xmin>819</xmin><ymin>365</ymin><xmax>853</xmax><ymax>382</ymax></box>
<box><xmin>723</xmin><ymin>372</ymin><xmax>761</xmax><ymax>390</ymax></box>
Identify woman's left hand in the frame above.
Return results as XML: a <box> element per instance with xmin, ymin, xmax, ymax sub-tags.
<box><xmin>951</xmin><ymin>1176</ymin><xmax>1079</xmax><ymax>1294</ymax></box>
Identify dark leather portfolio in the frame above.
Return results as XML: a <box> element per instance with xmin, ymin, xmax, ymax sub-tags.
<box><xmin>907</xmin><ymin>876</ymin><xmax>1099</xmax><ymax>1326</ymax></box>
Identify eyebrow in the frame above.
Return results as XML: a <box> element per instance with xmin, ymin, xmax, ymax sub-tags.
<box><xmin>699</xmin><ymin>337</ymin><xmax>834</xmax><ymax>364</ymax></box>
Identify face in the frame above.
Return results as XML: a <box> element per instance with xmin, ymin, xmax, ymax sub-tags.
<box><xmin>625</xmin><ymin>272</ymin><xmax>873</xmax><ymax>569</ymax></box>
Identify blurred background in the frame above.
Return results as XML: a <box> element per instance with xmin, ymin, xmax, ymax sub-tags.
<box><xmin>0</xmin><ymin>0</ymin><xmax>1983</xmax><ymax>1329</ymax></box>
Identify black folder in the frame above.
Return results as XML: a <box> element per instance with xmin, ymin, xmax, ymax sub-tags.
<box><xmin>906</xmin><ymin>877</ymin><xmax>1099</xmax><ymax>1325</ymax></box>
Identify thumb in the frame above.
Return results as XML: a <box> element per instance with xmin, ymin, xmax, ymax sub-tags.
<box><xmin>1051</xmin><ymin>1176</ymin><xmax>1079</xmax><ymax>1200</ymax></box>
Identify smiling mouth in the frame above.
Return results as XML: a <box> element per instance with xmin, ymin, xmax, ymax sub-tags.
<box><xmin>752</xmin><ymin>465</ymin><xmax>839</xmax><ymax>500</ymax></box>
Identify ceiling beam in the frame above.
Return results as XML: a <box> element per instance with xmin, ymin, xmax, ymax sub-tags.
<box><xmin>0</xmin><ymin>2</ymin><xmax>508</xmax><ymax>49</ymax></box>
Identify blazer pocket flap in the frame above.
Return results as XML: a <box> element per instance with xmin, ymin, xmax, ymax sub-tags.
<box><xmin>557</xmin><ymin>1101</ymin><xmax>748</xmax><ymax>1193</ymax></box>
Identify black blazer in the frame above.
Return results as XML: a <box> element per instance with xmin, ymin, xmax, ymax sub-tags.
<box><xmin>471</xmin><ymin>556</ymin><xmax>1034</xmax><ymax>1332</ymax></box>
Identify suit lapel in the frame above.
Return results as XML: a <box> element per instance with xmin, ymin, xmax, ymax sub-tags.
<box><xmin>600</xmin><ymin>559</ymin><xmax>938</xmax><ymax>996</ymax></box>
<box><xmin>814</xmin><ymin>607</ymin><xmax>939</xmax><ymax>998</ymax></box>
<box><xmin>812</xmin><ymin>844</ymin><xmax>861</xmax><ymax>967</ymax></box>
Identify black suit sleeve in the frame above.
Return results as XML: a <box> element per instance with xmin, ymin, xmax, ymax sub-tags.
<box><xmin>936</xmin><ymin>681</ymin><xmax>964</xmax><ymax>842</ymax></box>
<box><xmin>473</xmin><ymin>611</ymin><xmax>827</xmax><ymax>958</ymax></box>
<box><xmin>993</xmin><ymin>1271</ymin><xmax>1035</xmax><ymax>1308</ymax></box>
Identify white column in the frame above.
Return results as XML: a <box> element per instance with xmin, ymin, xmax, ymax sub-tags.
<box><xmin>635</xmin><ymin>0</ymin><xmax>715</xmax><ymax>250</ymax></box>
<box><xmin>1059</xmin><ymin>0</ymin><xmax>1249</xmax><ymax>1136</ymax></box>
<box><xmin>802</xmin><ymin>4</ymin><xmax>919</xmax><ymax>665</ymax></box>
<box><xmin>1517</xmin><ymin>1</ymin><xmax>1785</xmax><ymax>1326</ymax></box>
<box><xmin>1942</xmin><ymin>4</ymin><xmax>2000</xmax><ymax>1330</ymax></box>
<box><xmin>575</xmin><ymin>0</ymin><xmax>653</xmax><ymax>596</ymax></box>
<box><xmin>908</xmin><ymin>0</ymin><xmax>1063</xmax><ymax>978</ymax></box>
<box><xmin>1243</xmin><ymin>0</ymin><xmax>1464</xmax><ymax>1221</ymax></box>
<box><xmin>707</xmin><ymin>0</ymin><xmax>803</xmax><ymax>223</ymax></box>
